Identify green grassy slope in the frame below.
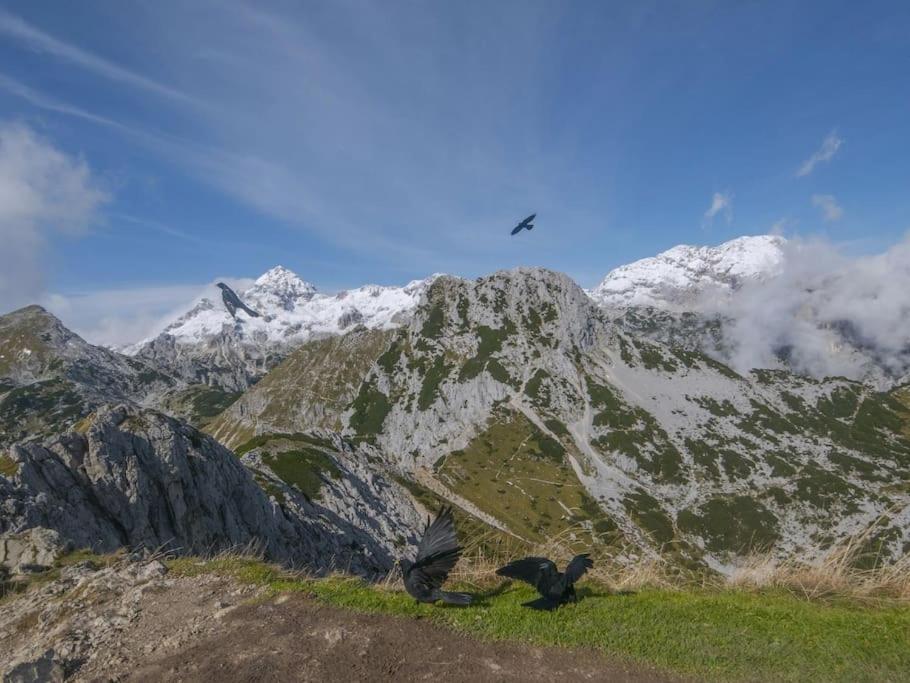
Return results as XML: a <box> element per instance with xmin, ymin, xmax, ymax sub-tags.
<box><xmin>170</xmin><ymin>557</ymin><xmax>910</xmax><ymax>683</ymax></box>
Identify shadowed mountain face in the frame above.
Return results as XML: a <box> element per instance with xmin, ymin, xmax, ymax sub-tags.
<box><xmin>208</xmin><ymin>268</ymin><xmax>910</xmax><ymax>572</ymax></box>
<box><xmin>0</xmin><ymin>307</ymin><xmax>423</xmax><ymax>579</ymax></box>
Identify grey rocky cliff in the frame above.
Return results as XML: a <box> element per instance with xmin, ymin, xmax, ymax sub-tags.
<box><xmin>0</xmin><ymin>405</ymin><xmax>421</xmax><ymax>577</ymax></box>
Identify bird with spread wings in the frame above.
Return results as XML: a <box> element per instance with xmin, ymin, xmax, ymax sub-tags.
<box><xmin>496</xmin><ymin>554</ymin><xmax>593</xmax><ymax>610</ymax></box>
<box><xmin>511</xmin><ymin>213</ymin><xmax>536</xmax><ymax>235</ymax></box>
<box><xmin>400</xmin><ymin>506</ymin><xmax>472</xmax><ymax>606</ymax></box>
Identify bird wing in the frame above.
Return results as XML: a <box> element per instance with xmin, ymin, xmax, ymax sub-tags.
<box><xmin>511</xmin><ymin>224</ymin><xmax>525</xmax><ymax>235</ymax></box>
<box><xmin>416</xmin><ymin>506</ymin><xmax>460</xmax><ymax>560</ymax></box>
<box><xmin>563</xmin><ymin>554</ymin><xmax>594</xmax><ymax>584</ymax></box>
<box><xmin>410</xmin><ymin>506</ymin><xmax>463</xmax><ymax>588</ymax></box>
<box><xmin>221</xmin><ymin>292</ymin><xmax>237</xmax><ymax>317</ymax></box>
<box><xmin>495</xmin><ymin>556</ymin><xmax>558</xmax><ymax>589</ymax></box>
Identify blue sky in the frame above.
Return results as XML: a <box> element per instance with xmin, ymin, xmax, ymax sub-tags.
<box><xmin>1</xmin><ymin>0</ymin><xmax>909</xmax><ymax>343</ymax></box>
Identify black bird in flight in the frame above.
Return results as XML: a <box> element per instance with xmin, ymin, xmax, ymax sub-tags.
<box><xmin>216</xmin><ymin>282</ymin><xmax>260</xmax><ymax>319</ymax></box>
<box><xmin>496</xmin><ymin>554</ymin><xmax>593</xmax><ymax>610</ymax></box>
<box><xmin>401</xmin><ymin>506</ymin><xmax>472</xmax><ymax>606</ymax></box>
<box><xmin>511</xmin><ymin>213</ymin><xmax>536</xmax><ymax>235</ymax></box>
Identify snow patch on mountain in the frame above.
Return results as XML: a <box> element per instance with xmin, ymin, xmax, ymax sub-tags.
<box><xmin>588</xmin><ymin>235</ymin><xmax>786</xmax><ymax>310</ymax></box>
<box><xmin>128</xmin><ymin>266</ymin><xmax>441</xmax><ymax>353</ymax></box>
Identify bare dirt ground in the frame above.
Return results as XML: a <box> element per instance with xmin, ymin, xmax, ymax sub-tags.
<box><xmin>1</xmin><ymin>560</ymin><xmax>683</xmax><ymax>683</ymax></box>
<box><xmin>126</xmin><ymin>594</ymin><xmax>682</xmax><ymax>683</ymax></box>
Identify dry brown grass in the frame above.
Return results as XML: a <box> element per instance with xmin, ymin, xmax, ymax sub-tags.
<box><xmin>438</xmin><ymin>524</ymin><xmax>707</xmax><ymax>593</ymax></box>
<box><xmin>81</xmin><ymin>522</ymin><xmax>910</xmax><ymax>607</ymax></box>
<box><xmin>730</xmin><ymin>523</ymin><xmax>910</xmax><ymax>605</ymax></box>
<box><xmin>438</xmin><ymin>521</ymin><xmax>910</xmax><ymax>605</ymax></box>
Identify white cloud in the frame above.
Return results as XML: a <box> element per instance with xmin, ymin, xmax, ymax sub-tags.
<box><xmin>811</xmin><ymin>194</ymin><xmax>843</xmax><ymax>222</ymax></box>
<box><xmin>796</xmin><ymin>130</ymin><xmax>842</xmax><ymax>177</ymax></box>
<box><xmin>704</xmin><ymin>234</ymin><xmax>910</xmax><ymax>384</ymax></box>
<box><xmin>703</xmin><ymin>191</ymin><xmax>733</xmax><ymax>225</ymax></box>
<box><xmin>0</xmin><ymin>122</ymin><xmax>108</xmax><ymax>311</ymax></box>
<box><xmin>0</xmin><ymin>9</ymin><xmax>195</xmax><ymax>105</ymax></box>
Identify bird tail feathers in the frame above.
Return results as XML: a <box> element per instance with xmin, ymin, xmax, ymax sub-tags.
<box><xmin>434</xmin><ymin>590</ymin><xmax>472</xmax><ymax>605</ymax></box>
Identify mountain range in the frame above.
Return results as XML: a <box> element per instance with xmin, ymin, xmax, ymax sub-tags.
<box><xmin>129</xmin><ymin>266</ymin><xmax>438</xmax><ymax>391</ymax></box>
<box><xmin>2</xmin><ymin>235</ymin><xmax>909</xmax><ymax>578</ymax></box>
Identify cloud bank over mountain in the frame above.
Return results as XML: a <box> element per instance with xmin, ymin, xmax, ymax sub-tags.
<box><xmin>708</xmin><ymin>235</ymin><xmax>910</xmax><ymax>382</ymax></box>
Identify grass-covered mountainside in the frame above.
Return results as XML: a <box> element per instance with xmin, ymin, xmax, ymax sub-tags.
<box><xmin>208</xmin><ymin>327</ymin><xmax>395</xmax><ymax>448</ymax></box>
<box><xmin>0</xmin><ymin>305</ymin><xmax>175</xmax><ymax>447</ymax></box>
<box><xmin>209</xmin><ymin>267</ymin><xmax>910</xmax><ymax>571</ymax></box>
<box><xmin>155</xmin><ymin>383</ymin><xmax>242</xmax><ymax>428</ymax></box>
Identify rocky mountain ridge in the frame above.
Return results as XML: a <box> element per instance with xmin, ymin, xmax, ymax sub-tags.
<box><xmin>221</xmin><ymin>267</ymin><xmax>910</xmax><ymax>572</ymax></box>
<box><xmin>109</xmin><ymin>234</ymin><xmax>910</xmax><ymax>392</ymax></box>
<box><xmin>0</xmin><ymin>404</ymin><xmax>420</xmax><ymax>577</ymax></box>
<box><xmin>3</xmin><ymin>246</ymin><xmax>909</xmax><ymax>577</ymax></box>
<box><xmin>0</xmin><ymin>305</ymin><xmax>175</xmax><ymax>448</ymax></box>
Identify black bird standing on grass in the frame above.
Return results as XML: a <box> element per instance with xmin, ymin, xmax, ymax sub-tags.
<box><xmin>496</xmin><ymin>554</ymin><xmax>593</xmax><ymax>610</ymax></box>
<box><xmin>401</xmin><ymin>506</ymin><xmax>472</xmax><ymax>606</ymax></box>
<box><xmin>216</xmin><ymin>282</ymin><xmax>260</xmax><ymax>319</ymax></box>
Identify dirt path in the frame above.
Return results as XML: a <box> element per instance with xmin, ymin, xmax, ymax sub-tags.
<box><xmin>125</xmin><ymin>593</ymin><xmax>682</xmax><ymax>683</ymax></box>
<box><xmin>2</xmin><ymin>560</ymin><xmax>684</xmax><ymax>683</ymax></box>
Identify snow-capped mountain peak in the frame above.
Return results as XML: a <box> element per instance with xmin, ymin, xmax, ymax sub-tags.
<box><xmin>588</xmin><ymin>234</ymin><xmax>785</xmax><ymax>309</ymax></box>
<box><xmin>129</xmin><ymin>267</ymin><xmax>442</xmax><ymax>388</ymax></box>
<box><xmin>245</xmin><ymin>266</ymin><xmax>317</xmax><ymax>312</ymax></box>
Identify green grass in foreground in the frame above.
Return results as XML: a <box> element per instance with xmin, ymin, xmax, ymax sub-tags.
<box><xmin>168</xmin><ymin>557</ymin><xmax>910</xmax><ymax>683</ymax></box>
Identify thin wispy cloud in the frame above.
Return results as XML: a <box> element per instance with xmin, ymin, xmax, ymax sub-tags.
<box><xmin>0</xmin><ymin>4</ymin><xmax>559</xmax><ymax>270</ymax></box>
<box><xmin>812</xmin><ymin>194</ymin><xmax>844</xmax><ymax>222</ymax></box>
<box><xmin>703</xmin><ymin>191</ymin><xmax>733</xmax><ymax>226</ymax></box>
<box><xmin>111</xmin><ymin>213</ymin><xmax>207</xmax><ymax>245</ymax></box>
<box><xmin>0</xmin><ymin>72</ymin><xmax>131</xmax><ymax>131</ymax></box>
<box><xmin>796</xmin><ymin>130</ymin><xmax>843</xmax><ymax>177</ymax></box>
<box><xmin>2</xmin><ymin>0</ymin><xmax>903</xmax><ymax>348</ymax></box>
<box><xmin>0</xmin><ymin>8</ymin><xmax>196</xmax><ymax>105</ymax></box>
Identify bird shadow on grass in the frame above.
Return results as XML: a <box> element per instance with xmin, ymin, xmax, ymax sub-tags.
<box><xmin>465</xmin><ymin>580</ymin><xmax>516</xmax><ymax>607</ymax></box>
<box><xmin>576</xmin><ymin>587</ymin><xmax>637</xmax><ymax>601</ymax></box>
